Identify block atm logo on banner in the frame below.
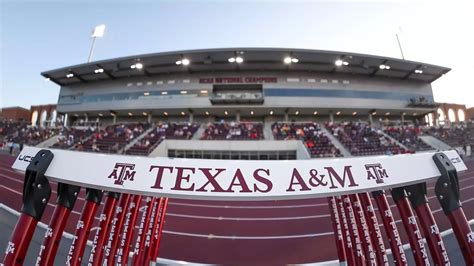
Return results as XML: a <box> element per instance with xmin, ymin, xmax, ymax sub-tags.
<box><xmin>365</xmin><ymin>163</ymin><xmax>389</xmax><ymax>184</ymax></box>
<box><xmin>108</xmin><ymin>163</ymin><xmax>136</xmax><ymax>185</ymax></box>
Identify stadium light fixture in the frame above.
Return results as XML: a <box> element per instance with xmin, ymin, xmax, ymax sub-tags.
<box><xmin>98</xmin><ymin>113</ymin><xmax>103</xmax><ymax>117</ymax></box>
<box><xmin>135</xmin><ymin>63</ymin><xmax>143</xmax><ymax>69</ymax></box>
<box><xmin>128</xmin><ymin>112</ymin><xmax>133</xmax><ymax>116</ymax></box>
<box><xmin>66</xmin><ymin>73</ymin><xmax>74</xmax><ymax>78</ymax></box>
<box><xmin>372</xmin><ymin>111</ymin><xmax>377</xmax><ymax>115</ymax></box>
<box><xmin>224</xmin><ymin>111</ymin><xmax>228</xmax><ymax>116</ymax></box>
<box><xmin>143</xmin><ymin>112</ymin><xmax>148</xmax><ymax>116</ymax></box>
<box><xmin>352</xmin><ymin>111</ymin><xmax>357</xmax><ymax>116</ymax></box>
<box><xmin>143</xmin><ymin>92</ymin><xmax>150</xmax><ymax>96</ymax></box>
<box><xmin>385</xmin><ymin>112</ymin><xmax>391</xmax><ymax>116</ymax></box>
<box><xmin>295</xmin><ymin>111</ymin><xmax>299</xmax><ymax>115</ymax></box>
<box><xmin>163</xmin><ymin>112</ymin><xmax>168</xmax><ymax>116</ymax></box>
<box><xmin>44</xmin><ymin>77</ymin><xmax>50</xmax><ymax>82</ymax></box>
<box><xmin>415</xmin><ymin>69</ymin><xmax>423</xmax><ymax>74</ymax></box>
<box><xmin>250</xmin><ymin>111</ymin><xmax>254</xmax><ymax>115</ymax></box>
<box><xmin>88</xmin><ymin>24</ymin><xmax>106</xmax><ymax>62</ymax></box>
<box><xmin>313</xmin><ymin>111</ymin><xmax>318</xmax><ymax>115</ymax></box>
<box><xmin>269</xmin><ymin>110</ymin><xmax>274</xmax><ymax>115</ymax></box>
<box><xmin>180</xmin><ymin>90</ymin><xmax>187</xmax><ymax>94</ymax></box>
<box><xmin>228</xmin><ymin>57</ymin><xmax>236</xmax><ymax>63</ymax></box>
<box><xmin>235</xmin><ymin>56</ymin><xmax>244</xmax><ymax>63</ymax></box>
<box><xmin>336</xmin><ymin>111</ymin><xmax>341</xmax><ymax>115</ymax></box>
<box><xmin>284</xmin><ymin>57</ymin><xmax>299</xmax><ymax>64</ymax></box>
<box><xmin>205</xmin><ymin>111</ymin><xmax>210</xmax><ymax>116</ymax></box>
<box><xmin>161</xmin><ymin>91</ymin><xmax>168</xmax><ymax>95</ymax></box>
<box><xmin>94</xmin><ymin>68</ymin><xmax>104</xmax><ymax>74</ymax></box>
<box><xmin>342</xmin><ymin>61</ymin><xmax>349</xmax><ymax>66</ymax></box>
<box><xmin>379</xmin><ymin>64</ymin><xmax>391</xmax><ymax>70</ymax></box>
<box><xmin>402</xmin><ymin>112</ymin><xmax>407</xmax><ymax>116</ymax></box>
<box><xmin>200</xmin><ymin>90</ymin><xmax>208</xmax><ymax>94</ymax></box>
<box><xmin>181</xmin><ymin>112</ymin><xmax>186</xmax><ymax>116</ymax></box>
<box><xmin>74</xmin><ymin>114</ymin><xmax>79</xmax><ymax>117</ymax></box>
<box><xmin>182</xmin><ymin>58</ymin><xmax>190</xmax><ymax>65</ymax></box>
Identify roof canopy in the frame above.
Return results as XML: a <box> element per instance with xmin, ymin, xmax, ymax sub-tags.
<box><xmin>42</xmin><ymin>47</ymin><xmax>450</xmax><ymax>86</ymax></box>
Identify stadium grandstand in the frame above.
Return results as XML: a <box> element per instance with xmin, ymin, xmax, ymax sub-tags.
<box><xmin>1</xmin><ymin>48</ymin><xmax>474</xmax><ymax>265</ymax></box>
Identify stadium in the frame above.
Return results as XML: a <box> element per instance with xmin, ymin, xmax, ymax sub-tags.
<box><xmin>1</xmin><ymin>47</ymin><xmax>474</xmax><ymax>265</ymax></box>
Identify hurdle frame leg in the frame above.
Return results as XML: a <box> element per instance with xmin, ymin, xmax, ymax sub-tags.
<box><xmin>349</xmin><ymin>193</ymin><xmax>376</xmax><ymax>265</ymax></box>
<box><xmin>2</xmin><ymin>150</ymin><xmax>53</xmax><ymax>266</ymax></box>
<box><xmin>67</xmin><ymin>188</ymin><xmax>103</xmax><ymax>266</ymax></box>
<box><xmin>327</xmin><ymin>196</ymin><xmax>347</xmax><ymax>264</ymax></box>
<box><xmin>372</xmin><ymin>190</ymin><xmax>408</xmax><ymax>266</ymax></box>
<box><xmin>391</xmin><ymin>187</ymin><xmax>429</xmax><ymax>266</ymax></box>
<box><xmin>358</xmin><ymin>192</ymin><xmax>389</xmax><ymax>266</ymax></box>
<box><xmin>341</xmin><ymin>195</ymin><xmax>365</xmax><ymax>265</ymax></box>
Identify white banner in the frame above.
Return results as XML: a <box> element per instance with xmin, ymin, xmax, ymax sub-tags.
<box><xmin>12</xmin><ymin>146</ymin><xmax>467</xmax><ymax>201</ymax></box>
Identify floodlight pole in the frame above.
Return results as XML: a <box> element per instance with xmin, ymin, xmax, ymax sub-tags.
<box><xmin>396</xmin><ymin>33</ymin><xmax>405</xmax><ymax>60</ymax></box>
<box><xmin>87</xmin><ymin>36</ymin><xmax>97</xmax><ymax>63</ymax></box>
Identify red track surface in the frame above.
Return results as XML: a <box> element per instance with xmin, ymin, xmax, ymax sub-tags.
<box><xmin>0</xmin><ymin>153</ymin><xmax>473</xmax><ymax>265</ymax></box>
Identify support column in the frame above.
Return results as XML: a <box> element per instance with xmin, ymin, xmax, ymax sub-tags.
<box><xmin>284</xmin><ymin>111</ymin><xmax>289</xmax><ymax>122</ymax></box>
<box><xmin>401</xmin><ymin>113</ymin><xmax>405</xmax><ymax>124</ymax></box>
<box><xmin>189</xmin><ymin>112</ymin><xmax>194</xmax><ymax>123</ymax></box>
<box><xmin>112</xmin><ymin>115</ymin><xmax>117</xmax><ymax>124</ymax></box>
<box><xmin>84</xmin><ymin>113</ymin><xmax>88</xmax><ymax>123</ymax></box>
<box><xmin>64</xmin><ymin>114</ymin><xmax>69</xmax><ymax>127</ymax></box>
<box><xmin>368</xmin><ymin>113</ymin><xmax>373</xmax><ymax>125</ymax></box>
<box><xmin>329</xmin><ymin>112</ymin><xmax>334</xmax><ymax>123</ymax></box>
<box><xmin>236</xmin><ymin>111</ymin><xmax>241</xmax><ymax>122</ymax></box>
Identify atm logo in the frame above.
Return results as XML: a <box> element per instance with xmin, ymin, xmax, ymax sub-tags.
<box><xmin>108</xmin><ymin>163</ymin><xmax>136</xmax><ymax>185</ymax></box>
<box><xmin>365</xmin><ymin>163</ymin><xmax>389</xmax><ymax>184</ymax></box>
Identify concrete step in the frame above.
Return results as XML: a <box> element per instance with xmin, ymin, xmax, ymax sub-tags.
<box><xmin>320</xmin><ymin>127</ymin><xmax>352</xmax><ymax>157</ymax></box>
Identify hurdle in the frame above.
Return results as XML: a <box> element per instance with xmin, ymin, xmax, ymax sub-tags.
<box><xmin>2</xmin><ymin>147</ymin><xmax>474</xmax><ymax>265</ymax></box>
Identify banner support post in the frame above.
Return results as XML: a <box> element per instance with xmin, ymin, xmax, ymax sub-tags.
<box><xmin>67</xmin><ymin>188</ymin><xmax>103</xmax><ymax>266</ymax></box>
<box><xmin>390</xmin><ymin>187</ymin><xmax>429</xmax><ymax>265</ymax></box>
<box><xmin>405</xmin><ymin>182</ymin><xmax>450</xmax><ymax>265</ymax></box>
<box><xmin>2</xmin><ymin>150</ymin><xmax>53</xmax><ymax>265</ymax></box>
<box><xmin>372</xmin><ymin>190</ymin><xmax>407</xmax><ymax>266</ymax></box>
<box><xmin>327</xmin><ymin>196</ymin><xmax>347</xmax><ymax>265</ymax></box>
<box><xmin>432</xmin><ymin>152</ymin><xmax>474</xmax><ymax>264</ymax></box>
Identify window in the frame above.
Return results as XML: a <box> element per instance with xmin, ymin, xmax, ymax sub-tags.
<box><xmin>448</xmin><ymin>109</ymin><xmax>456</xmax><ymax>122</ymax></box>
<box><xmin>458</xmin><ymin>109</ymin><xmax>465</xmax><ymax>122</ymax></box>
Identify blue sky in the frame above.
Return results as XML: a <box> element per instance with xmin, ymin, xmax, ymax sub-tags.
<box><xmin>1</xmin><ymin>0</ymin><xmax>473</xmax><ymax>109</ymax></box>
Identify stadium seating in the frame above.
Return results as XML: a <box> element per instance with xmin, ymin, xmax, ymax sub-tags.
<box><xmin>424</xmin><ymin>123</ymin><xmax>474</xmax><ymax>147</ymax></box>
<box><xmin>326</xmin><ymin>121</ymin><xmax>408</xmax><ymax>156</ymax></box>
<box><xmin>1</xmin><ymin>122</ymin><xmax>57</xmax><ymax>146</ymax></box>
<box><xmin>81</xmin><ymin>123</ymin><xmax>149</xmax><ymax>153</ymax></box>
<box><xmin>50</xmin><ymin>127</ymin><xmax>94</xmax><ymax>149</ymax></box>
<box><xmin>200</xmin><ymin>122</ymin><xmax>263</xmax><ymax>140</ymax></box>
<box><xmin>125</xmin><ymin>122</ymin><xmax>199</xmax><ymax>156</ymax></box>
<box><xmin>384</xmin><ymin>126</ymin><xmax>434</xmax><ymax>151</ymax></box>
<box><xmin>272</xmin><ymin>122</ymin><xmax>342</xmax><ymax>158</ymax></box>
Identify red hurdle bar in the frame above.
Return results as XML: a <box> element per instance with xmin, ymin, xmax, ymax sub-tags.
<box><xmin>405</xmin><ymin>183</ymin><xmax>450</xmax><ymax>265</ymax></box>
<box><xmin>433</xmin><ymin>152</ymin><xmax>474</xmax><ymax>264</ymax></box>
<box><xmin>336</xmin><ymin>196</ymin><xmax>356</xmax><ymax>265</ymax></box>
<box><xmin>341</xmin><ymin>195</ymin><xmax>365</xmax><ymax>266</ymax></box>
<box><xmin>104</xmin><ymin>193</ymin><xmax>132</xmax><ymax>265</ymax></box>
<box><xmin>358</xmin><ymin>192</ymin><xmax>389</xmax><ymax>266</ymax></box>
<box><xmin>140</xmin><ymin>197</ymin><xmax>162</xmax><ymax>266</ymax></box>
<box><xmin>117</xmin><ymin>194</ymin><xmax>142</xmax><ymax>265</ymax></box>
<box><xmin>132</xmin><ymin>197</ymin><xmax>156</xmax><ymax>266</ymax></box>
<box><xmin>67</xmin><ymin>188</ymin><xmax>103</xmax><ymax>266</ymax></box>
<box><xmin>349</xmin><ymin>193</ymin><xmax>376</xmax><ymax>265</ymax></box>
<box><xmin>372</xmin><ymin>190</ymin><xmax>408</xmax><ymax>266</ymax></box>
<box><xmin>150</xmin><ymin>197</ymin><xmax>169</xmax><ymax>263</ymax></box>
<box><xmin>3</xmin><ymin>150</ymin><xmax>54</xmax><ymax>265</ymax></box>
<box><xmin>36</xmin><ymin>183</ymin><xmax>80</xmax><ymax>266</ymax></box>
<box><xmin>391</xmin><ymin>187</ymin><xmax>429</xmax><ymax>265</ymax></box>
<box><xmin>88</xmin><ymin>191</ymin><xmax>120</xmax><ymax>265</ymax></box>
<box><xmin>327</xmin><ymin>196</ymin><xmax>347</xmax><ymax>264</ymax></box>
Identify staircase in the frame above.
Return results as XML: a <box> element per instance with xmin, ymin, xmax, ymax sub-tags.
<box><xmin>378</xmin><ymin>130</ymin><xmax>409</xmax><ymax>151</ymax></box>
<box><xmin>263</xmin><ymin>121</ymin><xmax>275</xmax><ymax>140</ymax></box>
<box><xmin>192</xmin><ymin>123</ymin><xmax>206</xmax><ymax>140</ymax></box>
<box><xmin>37</xmin><ymin>136</ymin><xmax>60</xmax><ymax>148</ymax></box>
<box><xmin>418</xmin><ymin>135</ymin><xmax>452</xmax><ymax>151</ymax></box>
<box><xmin>320</xmin><ymin>127</ymin><xmax>352</xmax><ymax>157</ymax></box>
<box><xmin>121</xmin><ymin>126</ymin><xmax>155</xmax><ymax>154</ymax></box>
